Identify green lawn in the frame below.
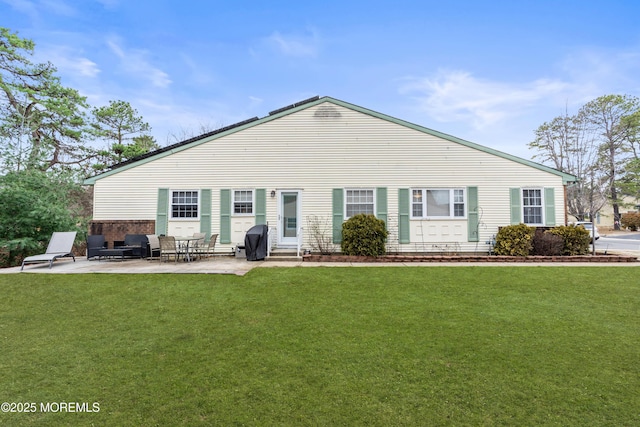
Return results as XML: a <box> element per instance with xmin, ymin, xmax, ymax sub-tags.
<box><xmin>1</xmin><ymin>267</ymin><xmax>638</xmax><ymax>426</ymax></box>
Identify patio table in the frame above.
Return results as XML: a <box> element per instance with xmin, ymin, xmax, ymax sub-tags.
<box><xmin>98</xmin><ymin>248</ymin><xmax>133</xmax><ymax>261</ymax></box>
<box><xmin>174</xmin><ymin>237</ymin><xmax>201</xmax><ymax>262</ymax></box>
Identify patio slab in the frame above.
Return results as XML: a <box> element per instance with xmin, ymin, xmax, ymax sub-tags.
<box><xmin>2</xmin><ymin>251</ymin><xmax>639</xmax><ymax>275</ymax></box>
<box><xmin>2</xmin><ymin>256</ymin><xmax>262</xmax><ymax>276</ymax></box>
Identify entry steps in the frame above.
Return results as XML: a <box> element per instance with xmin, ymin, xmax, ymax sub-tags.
<box><xmin>267</xmin><ymin>249</ymin><xmax>302</xmax><ymax>261</ymax></box>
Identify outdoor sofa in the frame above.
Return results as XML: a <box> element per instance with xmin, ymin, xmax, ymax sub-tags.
<box><xmin>114</xmin><ymin>234</ymin><xmax>149</xmax><ymax>258</ymax></box>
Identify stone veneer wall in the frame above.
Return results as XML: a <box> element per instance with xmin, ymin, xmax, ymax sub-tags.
<box><xmin>89</xmin><ymin>220</ymin><xmax>155</xmax><ymax>248</ymax></box>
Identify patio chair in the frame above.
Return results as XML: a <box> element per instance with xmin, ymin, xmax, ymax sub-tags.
<box><xmin>189</xmin><ymin>232</ymin><xmax>206</xmax><ymax>260</ymax></box>
<box><xmin>21</xmin><ymin>231</ymin><xmax>77</xmax><ymax>271</ymax></box>
<box><xmin>87</xmin><ymin>234</ymin><xmax>107</xmax><ymax>260</ymax></box>
<box><xmin>196</xmin><ymin>234</ymin><xmax>218</xmax><ymax>260</ymax></box>
<box><xmin>146</xmin><ymin>235</ymin><xmax>161</xmax><ymax>261</ymax></box>
<box><xmin>158</xmin><ymin>235</ymin><xmax>181</xmax><ymax>263</ymax></box>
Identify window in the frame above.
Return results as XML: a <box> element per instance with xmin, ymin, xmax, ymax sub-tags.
<box><xmin>522</xmin><ymin>188</ymin><xmax>543</xmax><ymax>224</ymax></box>
<box><xmin>233</xmin><ymin>190</ymin><xmax>253</xmax><ymax>215</ymax></box>
<box><xmin>171</xmin><ymin>190</ymin><xmax>198</xmax><ymax>218</ymax></box>
<box><xmin>346</xmin><ymin>189</ymin><xmax>374</xmax><ymax>217</ymax></box>
<box><xmin>411</xmin><ymin>188</ymin><xmax>465</xmax><ymax>219</ymax></box>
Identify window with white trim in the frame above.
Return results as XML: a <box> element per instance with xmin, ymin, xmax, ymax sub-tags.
<box><xmin>171</xmin><ymin>190</ymin><xmax>199</xmax><ymax>218</ymax></box>
<box><xmin>346</xmin><ymin>189</ymin><xmax>374</xmax><ymax>217</ymax></box>
<box><xmin>233</xmin><ymin>190</ymin><xmax>254</xmax><ymax>215</ymax></box>
<box><xmin>522</xmin><ymin>188</ymin><xmax>543</xmax><ymax>225</ymax></box>
<box><xmin>411</xmin><ymin>188</ymin><xmax>466</xmax><ymax>219</ymax></box>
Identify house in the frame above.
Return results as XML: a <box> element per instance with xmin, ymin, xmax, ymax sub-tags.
<box><xmin>83</xmin><ymin>96</ymin><xmax>577</xmax><ymax>254</ymax></box>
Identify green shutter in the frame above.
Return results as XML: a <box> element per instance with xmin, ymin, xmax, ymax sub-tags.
<box><xmin>255</xmin><ymin>188</ymin><xmax>267</xmax><ymax>225</ymax></box>
<box><xmin>220</xmin><ymin>189</ymin><xmax>231</xmax><ymax>244</ymax></box>
<box><xmin>510</xmin><ymin>188</ymin><xmax>521</xmax><ymax>224</ymax></box>
<box><xmin>156</xmin><ymin>188</ymin><xmax>169</xmax><ymax>235</ymax></box>
<box><xmin>398</xmin><ymin>188</ymin><xmax>410</xmax><ymax>244</ymax></box>
<box><xmin>467</xmin><ymin>186</ymin><xmax>479</xmax><ymax>242</ymax></box>
<box><xmin>376</xmin><ymin>187</ymin><xmax>388</xmax><ymax>225</ymax></box>
<box><xmin>199</xmin><ymin>189</ymin><xmax>212</xmax><ymax>239</ymax></box>
<box><xmin>544</xmin><ymin>187</ymin><xmax>556</xmax><ymax>226</ymax></box>
<box><xmin>332</xmin><ymin>189</ymin><xmax>344</xmax><ymax>244</ymax></box>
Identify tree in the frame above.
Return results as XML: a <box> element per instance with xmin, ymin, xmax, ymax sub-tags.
<box><xmin>529</xmin><ymin>109</ymin><xmax>607</xmax><ymax>221</ymax></box>
<box><xmin>578</xmin><ymin>95</ymin><xmax>640</xmax><ymax>229</ymax></box>
<box><xmin>529</xmin><ymin>95</ymin><xmax>640</xmax><ymax>228</ymax></box>
<box><xmin>0</xmin><ymin>169</ymin><xmax>84</xmax><ymax>266</ymax></box>
<box><xmin>91</xmin><ymin>100</ymin><xmax>155</xmax><ymax>167</ymax></box>
<box><xmin>166</xmin><ymin>121</ymin><xmax>224</xmax><ymax>144</ymax></box>
<box><xmin>0</xmin><ymin>27</ymin><xmax>94</xmax><ymax>174</ymax></box>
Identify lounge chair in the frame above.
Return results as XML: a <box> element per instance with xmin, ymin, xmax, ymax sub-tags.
<box><xmin>21</xmin><ymin>232</ymin><xmax>77</xmax><ymax>271</ymax></box>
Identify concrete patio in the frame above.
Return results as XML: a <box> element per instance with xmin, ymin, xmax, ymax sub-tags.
<box><xmin>3</xmin><ymin>255</ymin><xmax>268</xmax><ymax>276</ymax></box>
<box><xmin>3</xmin><ymin>251</ymin><xmax>639</xmax><ymax>275</ymax></box>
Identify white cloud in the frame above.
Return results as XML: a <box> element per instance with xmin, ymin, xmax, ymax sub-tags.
<box><xmin>248</xmin><ymin>96</ymin><xmax>263</xmax><ymax>109</ymax></box>
<box><xmin>106</xmin><ymin>36</ymin><xmax>172</xmax><ymax>88</ymax></box>
<box><xmin>180</xmin><ymin>53</ymin><xmax>214</xmax><ymax>85</ymax></box>
<box><xmin>2</xmin><ymin>0</ymin><xmax>76</xmax><ymax>19</ymax></box>
<box><xmin>559</xmin><ymin>47</ymin><xmax>640</xmax><ymax>100</ymax></box>
<box><xmin>400</xmin><ymin>69</ymin><xmax>572</xmax><ymax>129</ymax></box>
<box><xmin>40</xmin><ymin>0</ymin><xmax>76</xmax><ymax>16</ymax></box>
<box><xmin>2</xmin><ymin>0</ymin><xmax>39</xmax><ymax>21</ymax></box>
<box><xmin>43</xmin><ymin>46</ymin><xmax>100</xmax><ymax>77</ymax></box>
<box><xmin>96</xmin><ymin>0</ymin><xmax>119</xmax><ymax>9</ymax></box>
<box><xmin>264</xmin><ymin>29</ymin><xmax>320</xmax><ymax>57</ymax></box>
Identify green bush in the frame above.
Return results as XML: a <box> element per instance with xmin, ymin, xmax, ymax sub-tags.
<box><xmin>621</xmin><ymin>212</ymin><xmax>640</xmax><ymax>231</ymax></box>
<box><xmin>494</xmin><ymin>224</ymin><xmax>535</xmax><ymax>256</ymax></box>
<box><xmin>0</xmin><ymin>170</ymin><xmax>83</xmax><ymax>267</ymax></box>
<box><xmin>341</xmin><ymin>214</ymin><xmax>388</xmax><ymax>256</ymax></box>
<box><xmin>548</xmin><ymin>225</ymin><xmax>590</xmax><ymax>255</ymax></box>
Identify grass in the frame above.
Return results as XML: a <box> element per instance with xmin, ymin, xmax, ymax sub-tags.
<box><xmin>0</xmin><ymin>267</ymin><xmax>638</xmax><ymax>426</ymax></box>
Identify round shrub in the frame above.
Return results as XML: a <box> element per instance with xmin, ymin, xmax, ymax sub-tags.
<box><xmin>341</xmin><ymin>214</ymin><xmax>388</xmax><ymax>256</ymax></box>
<box><xmin>494</xmin><ymin>224</ymin><xmax>535</xmax><ymax>256</ymax></box>
<box><xmin>621</xmin><ymin>212</ymin><xmax>640</xmax><ymax>231</ymax></box>
<box><xmin>548</xmin><ymin>225</ymin><xmax>590</xmax><ymax>255</ymax></box>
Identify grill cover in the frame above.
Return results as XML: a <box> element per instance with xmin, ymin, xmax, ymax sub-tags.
<box><xmin>244</xmin><ymin>224</ymin><xmax>269</xmax><ymax>261</ymax></box>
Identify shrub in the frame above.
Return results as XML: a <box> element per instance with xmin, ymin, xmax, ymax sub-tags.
<box><xmin>306</xmin><ymin>215</ymin><xmax>336</xmax><ymax>254</ymax></box>
<box><xmin>341</xmin><ymin>214</ymin><xmax>388</xmax><ymax>256</ymax></box>
<box><xmin>621</xmin><ymin>212</ymin><xmax>640</xmax><ymax>231</ymax></box>
<box><xmin>0</xmin><ymin>170</ymin><xmax>84</xmax><ymax>267</ymax></box>
<box><xmin>532</xmin><ymin>230</ymin><xmax>564</xmax><ymax>256</ymax></box>
<box><xmin>548</xmin><ymin>225</ymin><xmax>590</xmax><ymax>255</ymax></box>
<box><xmin>494</xmin><ymin>224</ymin><xmax>535</xmax><ymax>256</ymax></box>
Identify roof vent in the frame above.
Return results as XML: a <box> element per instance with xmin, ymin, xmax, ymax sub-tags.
<box><xmin>314</xmin><ymin>105</ymin><xmax>341</xmax><ymax>118</ymax></box>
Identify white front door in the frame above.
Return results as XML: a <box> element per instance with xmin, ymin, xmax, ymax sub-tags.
<box><xmin>278</xmin><ymin>190</ymin><xmax>301</xmax><ymax>247</ymax></box>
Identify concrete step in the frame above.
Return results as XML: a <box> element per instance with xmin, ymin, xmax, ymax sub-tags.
<box><xmin>267</xmin><ymin>249</ymin><xmax>302</xmax><ymax>261</ymax></box>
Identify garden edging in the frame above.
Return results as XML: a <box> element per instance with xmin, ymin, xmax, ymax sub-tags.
<box><xmin>303</xmin><ymin>254</ymin><xmax>638</xmax><ymax>263</ymax></box>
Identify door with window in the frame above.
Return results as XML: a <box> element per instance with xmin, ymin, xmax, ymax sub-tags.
<box><xmin>278</xmin><ymin>191</ymin><xmax>301</xmax><ymax>246</ymax></box>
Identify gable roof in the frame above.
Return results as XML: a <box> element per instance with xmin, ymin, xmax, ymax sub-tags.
<box><xmin>83</xmin><ymin>96</ymin><xmax>577</xmax><ymax>185</ymax></box>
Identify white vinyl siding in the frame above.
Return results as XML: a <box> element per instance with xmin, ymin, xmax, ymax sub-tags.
<box><xmin>89</xmin><ymin>101</ymin><xmax>568</xmax><ymax>252</ymax></box>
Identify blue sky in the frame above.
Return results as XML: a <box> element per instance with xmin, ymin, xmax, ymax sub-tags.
<box><xmin>3</xmin><ymin>0</ymin><xmax>640</xmax><ymax>160</ymax></box>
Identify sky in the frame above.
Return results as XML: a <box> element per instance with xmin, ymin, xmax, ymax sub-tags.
<box><xmin>3</xmin><ymin>0</ymin><xmax>640</xmax><ymax>160</ymax></box>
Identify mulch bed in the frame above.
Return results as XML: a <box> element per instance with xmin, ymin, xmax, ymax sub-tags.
<box><xmin>303</xmin><ymin>254</ymin><xmax>638</xmax><ymax>263</ymax></box>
